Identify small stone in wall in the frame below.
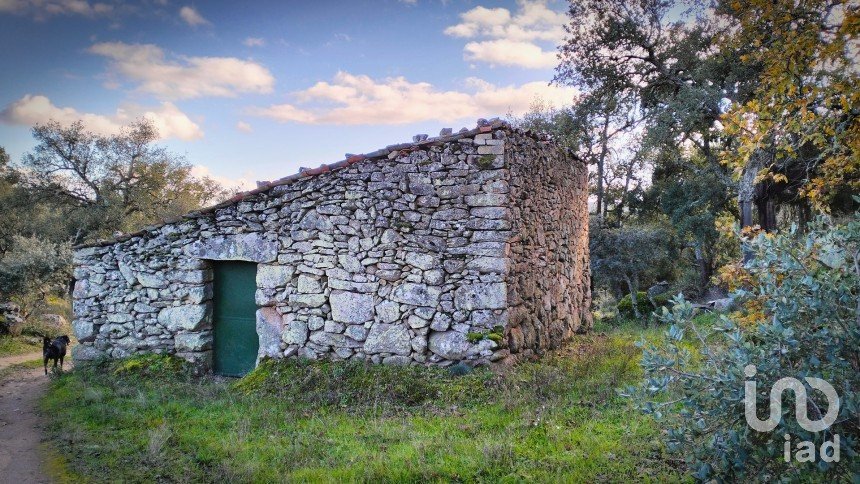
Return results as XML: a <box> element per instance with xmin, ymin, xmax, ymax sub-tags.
<box><xmin>390</xmin><ymin>283</ymin><xmax>441</xmax><ymax>307</ymax></box>
<box><xmin>454</xmin><ymin>283</ymin><xmax>506</xmax><ymax>311</ymax></box>
<box><xmin>73</xmin><ymin>320</ymin><xmax>96</xmax><ymax>342</ymax></box>
<box><xmin>288</xmin><ymin>294</ymin><xmax>327</xmax><ymax>308</ymax></box>
<box><xmin>404</xmin><ymin>252</ymin><xmax>437</xmax><ymax>270</ymax></box>
<box><xmin>256</xmin><ymin>308</ymin><xmax>284</xmax><ymax>358</ymax></box>
<box><xmin>296</xmin><ymin>274</ymin><xmax>323</xmax><ymax>293</ymax></box>
<box><xmin>72</xmin><ymin>345</ymin><xmax>105</xmax><ymax>361</ymax></box>
<box><xmin>282</xmin><ymin>318</ymin><xmax>309</xmax><ymax>345</ymax></box>
<box><xmin>428</xmin><ymin>331</ymin><xmax>470</xmax><ymax>360</ymax></box>
<box><xmin>344</xmin><ymin>324</ymin><xmax>368</xmax><ymax>341</ymax></box>
<box><xmin>257</xmin><ymin>264</ymin><xmax>294</xmax><ymax>288</ymax></box>
<box><xmin>330</xmin><ymin>291</ymin><xmax>374</xmax><ymax>324</ymax></box>
<box><xmin>375</xmin><ymin>300</ymin><xmax>401</xmax><ymax>323</ymax></box>
<box><xmin>157</xmin><ymin>304</ymin><xmax>209</xmax><ymax>332</ymax></box>
<box><xmin>363</xmin><ymin>323</ymin><xmax>411</xmax><ymax>356</ymax></box>
<box><xmin>175</xmin><ymin>332</ymin><xmax>213</xmax><ymax>352</ymax></box>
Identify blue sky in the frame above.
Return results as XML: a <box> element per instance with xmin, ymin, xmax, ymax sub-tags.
<box><xmin>0</xmin><ymin>0</ymin><xmax>576</xmax><ymax>188</ymax></box>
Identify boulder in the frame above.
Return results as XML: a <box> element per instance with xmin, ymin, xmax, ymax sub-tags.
<box><xmin>29</xmin><ymin>312</ymin><xmax>68</xmax><ymax>332</ymax></box>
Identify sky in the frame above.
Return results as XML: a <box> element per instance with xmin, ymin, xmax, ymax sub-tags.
<box><xmin>0</xmin><ymin>0</ymin><xmax>577</xmax><ymax>189</ymax></box>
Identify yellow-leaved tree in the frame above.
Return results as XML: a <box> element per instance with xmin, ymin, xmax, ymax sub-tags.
<box><xmin>720</xmin><ymin>0</ymin><xmax>859</xmax><ymax>211</ymax></box>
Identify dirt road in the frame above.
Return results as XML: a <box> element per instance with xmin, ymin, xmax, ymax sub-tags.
<box><xmin>0</xmin><ymin>351</ymin><xmax>52</xmax><ymax>484</ymax></box>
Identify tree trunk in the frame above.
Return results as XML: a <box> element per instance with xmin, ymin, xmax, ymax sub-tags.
<box><xmin>596</xmin><ymin>116</ymin><xmax>610</xmax><ymax>224</ymax></box>
<box><xmin>693</xmin><ymin>242</ymin><xmax>714</xmax><ymax>292</ymax></box>
<box><xmin>624</xmin><ymin>274</ymin><xmax>641</xmax><ymax>320</ymax></box>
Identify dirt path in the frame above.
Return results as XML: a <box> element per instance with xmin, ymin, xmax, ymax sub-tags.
<box><xmin>0</xmin><ymin>351</ymin><xmax>52</xmax><ymax>484</ymax></box>
<box><xmin>0</xmin><ymin>351</ymin><xmax>43</xmax><ymax>369</ymax></box>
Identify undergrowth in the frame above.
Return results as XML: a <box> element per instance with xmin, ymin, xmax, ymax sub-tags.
<box><xmin>41</xmin><ymin>329</ymin><xmax>688</xmax><ymax>482</ymax></box>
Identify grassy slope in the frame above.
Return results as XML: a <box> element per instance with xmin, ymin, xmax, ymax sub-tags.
<box><xmin>0</xmin><ymin>336</ymin><xmax>41</xmax><ymax>357</ymax></box>
<box><xmin>41</xmin><ymin>326</ymin><xmax>688</xmax><ymax>483</ymax></box>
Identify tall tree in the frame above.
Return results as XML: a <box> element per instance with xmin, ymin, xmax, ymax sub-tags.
<box><xmin>554</xmin><ymin>0</ymin><xmax>752</xmax><ymax>288</ymax></box>
<box><xmin>21</xmin><ymin>119</ymin><xmax>231</xmax><ymax>243</ymax></box>
<box><xmin>719</xmin><ymin>0</ymin><xmax>859</xmax><ymax>214</ymax></box>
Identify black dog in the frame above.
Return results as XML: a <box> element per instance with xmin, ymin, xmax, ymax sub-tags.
<box><xmin>43</xmin><ymin>335</ymin><xmax>70</xmax><ymax>375</ymax></box>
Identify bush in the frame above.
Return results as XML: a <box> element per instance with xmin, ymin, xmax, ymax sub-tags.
<box><xmin>628</xmin><ymin>213</ymin><xmax>860</xmax><ymax>481</ymax></box>
<box><xmin>0</xmin><ymin>235</ymin><xmax>71</xmax><ymax>321</ymax></box>
<box><xmin>617</xmin><ymin>291</ymin><xmax>670</xmax><ymax>319</ymax></box>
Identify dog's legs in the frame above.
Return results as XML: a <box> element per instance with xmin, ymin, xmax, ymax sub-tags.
<box><xmin>59</xmin><ymin>354</ymin><xmax>64</xmax><ymax>370</ymax></box>
<box><xmin>44</xmin><ymin>357</ymin><xmax>48</xmax><ymax>375</ymax></box>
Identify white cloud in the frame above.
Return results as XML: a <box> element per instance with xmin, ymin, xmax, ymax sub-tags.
<box><xmin>0</xmin><ymin>94</ymin><xmax>204</xmax><ymax>141</ymax></box>
<box><xmin>243</xmin><ymin>36</ymin><xmax>265</xmax><ymax>47</ymax></box>
<box><xmin>0</xmin><ymin>0</ymin><xmax>113</xmax><ymax>19</ymax></box>
<box><xmin>236</xmin><ymin>120</ymin><xmax>252</xmax><ymax>133</ymax></box>
<box><xmin>179</xmin><ymin>5</ymin><xmax>208</xmax><ymax>26</ymax></box>
<box><xmin>249</xmin><ymin>71</ymin><xmax>576</xmax><ymax>125</ymax></box>
<box><xmin>89</xmin><ymin>41</ymin><xmax>275</xmax><ymax>100</ymax></box>
<box><xmin>190</xmin><ymin>165</ymin><xmax>256</xmax><ymax>191</ymax></box>
<box><xmin>463</xmin><ymin>39</ymin><xmax>557</xmax><ymax>69</ymax></box>
<box><xmin>444</xmin><ymin>0</ymin><xmax>566</xmax><ymax>69</ymax></box>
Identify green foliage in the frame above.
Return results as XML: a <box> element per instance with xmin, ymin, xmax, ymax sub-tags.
<box><xmin>590</xmin><ymin>222</ymin><xmax>675</xmax><ymax>317</ymax></box>
<box><xmin>628</xmin><ymin>213</ymin><xmax>860</xmax><ymax>480</ymax></box>
<box><xmin>0</xmin><ymin>235</ymin><xmax>71</xmax><ymax>319</ymax></box>
<box><xmin>616</xmin><ymin>292</ymin><xmax>670</xmax><ymax>320</ymax></box>
<box><xmin>719</xmin><ymin>0</ymin><xmax>860</xmax><ymax>209</ymax></box>
<box><xmin>41</xmin><ymin>331</ymin><xmax>683</xmax><ymax>482</ymax></box>
<box><xmin>19</xmin><ymin>119</ymin><xmax>232</xmax><ymax>243</ymax></box>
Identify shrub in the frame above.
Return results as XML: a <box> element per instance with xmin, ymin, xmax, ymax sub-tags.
<box><xmin>0</xmin><ymin>235</ymin><xmax>71</xmax><ymax>321</ymax></box>
<box><xmin>616</xmin><ymin>291</ymin><xmax>670</xmax><ymax>320</ymax></box>
<box><xmin>627</xmin><ymin>213</ymin><xmax>860</xmax><ymax>481</ymax></box>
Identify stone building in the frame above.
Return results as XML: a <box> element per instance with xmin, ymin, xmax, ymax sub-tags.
<box><xmin>71</xmin><ymin>120</ymin><xmax>591</xmax><ymax>374</ymax></box>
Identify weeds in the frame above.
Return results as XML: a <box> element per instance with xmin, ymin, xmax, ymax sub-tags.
<box><xmin>41</xmin><ymin>326</ymin><xmax>684</xmax><ymax>482</ymax></box>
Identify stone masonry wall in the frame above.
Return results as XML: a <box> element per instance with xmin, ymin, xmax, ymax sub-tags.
<box><xmin>72</xmin><ymin>123</ymin><xmax>590</xmax><ymax>369</ymax></box>
<box><xmin>505</xmin><ymin>131</ymin><xmax>592</xmax><ymax>357</ymax></box>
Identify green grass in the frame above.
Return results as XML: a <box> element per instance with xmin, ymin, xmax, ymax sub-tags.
<box><xmin>0</xmin><ymin>335</ymin><xmax>41</xmax><ymax>357</ymax></box>
<box><xmin>41</xmin><ymin>327</ymin><xmax>688</xmax><ymax>482</ymax></box>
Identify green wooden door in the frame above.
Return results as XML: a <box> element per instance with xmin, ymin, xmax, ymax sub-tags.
<box><xmin>212</xmin><ymin>261</ymin><xmax>258</xmax><ymax>376</ymax></box>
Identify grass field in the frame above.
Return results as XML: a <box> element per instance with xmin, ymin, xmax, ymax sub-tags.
<box><xmin>41</xmin><ymin>324</ymin><xmax>690</xmax><ymax>482</ymax></box>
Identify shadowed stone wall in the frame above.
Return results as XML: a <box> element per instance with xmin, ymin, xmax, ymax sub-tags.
<box><xmin>72</xmin><ymin>122</ymin><xmax>590</xmax><ymax>369</ymax></box>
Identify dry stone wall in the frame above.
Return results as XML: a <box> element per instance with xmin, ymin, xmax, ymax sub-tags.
<box><xmin>72</xmin><ymin>123</ymin><xmax>590</xmax><ymax>369</ymax></box>
<box><xmin>506</xmin><ymin>131</ymin><xmax>592</xmax><ymax>356</ymax></box>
